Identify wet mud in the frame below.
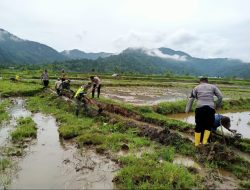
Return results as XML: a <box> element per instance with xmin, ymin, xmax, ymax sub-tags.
<box><xmin>173</xmin><ymin>155</ymin><xmax>202</xmax><ymax>171</ymax></box>
<box><xmin>100</xmin><ymin>103</ymin><xmax>140</xmax><ymax>119</ymax></box>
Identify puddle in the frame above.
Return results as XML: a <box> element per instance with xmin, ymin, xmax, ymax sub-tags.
<box><xmin>102</xmin><ymin>86</ymin><xmax>188</xmax><ymax>105</ymax></box>
<box><xmin>9</xmin><ymin>113</ymin><xmax>118</xmax><ymax>189</ymax></box>
<box><xmin>8</xmin><ymin>98</ymin><xmax>31</xmax><ymax>119</ymax></box>
<box><xmin>173</xmin><ymin>156</ymin><xmax>201</xmax><ymax>170</ymax></box>
<box><xmin>173</xmin><ymin>156</ymin><xmax>239</xmax><ymax>189</ymax></box>
<box><xmin>0</xmin><ymin>98</ymin><xmax>31</xmax><ymax>146</ymax></box>
<box><xmin>169</xmin><ymin>112</ymin><xmax>250</xmax><ymax>139</ymax></box>
<box><xmin>215</xmin><ymin>169</ymin><xmax>239</xmax><ymax>189</ymax></box>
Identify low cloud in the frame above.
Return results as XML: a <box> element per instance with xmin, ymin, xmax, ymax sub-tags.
<box><xmin>113</xmin><ymin>29</ymin><xmax>231</xmax><ymax>59</ymax></box>
<box><xmin>168</xmin><ymin>29</ymin><xmax>230</xmax><ymax>58</ymax></box>
<box><xmin>0</xmin><ymin>29</ymin><xmax>22</xmax><ymax>41</ymax></box>
<box><xmin>144</xmin><ymin>48</ymin><xmax>187</xmax><ymax>61</ymax></box>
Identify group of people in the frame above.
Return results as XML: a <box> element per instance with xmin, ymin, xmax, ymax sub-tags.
<box><xmin>41</xmin><ymin>69</ymin><xmax>102</xmax><ymax>116</ymax></box>
<box><xmin>41</xmin><ymin>69</ymin><xmax>102</xmax><ymax>98</ymax></box>
<box><xmin>42</xmin><ymin>69</ymin><xmax>237</xmax><ymax>146</ymax></box>
<box><xmin>185</xmin><ymin>77</ymin><xmax>236</xmax><ymax>146</ymax></box>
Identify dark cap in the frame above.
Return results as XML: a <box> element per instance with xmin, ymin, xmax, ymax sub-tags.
<box><xmin>199</xmin><ymin>77</ymin><xmax>208</xmax><ymax>82</ymax></box>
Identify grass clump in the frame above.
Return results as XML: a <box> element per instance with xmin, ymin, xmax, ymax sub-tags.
<box><xmin>58</xmin><ymin>114</ymin><xmax>93</xmax><ymax>139</ymax></box>
<box><xmin>235</xmin><ymin>141</ymin><xmax>250</xmax><ymax>153</ymax></box>
<box><xmin>115</xmin><ymin>154</ymin><xmax>196</xmax><ymax>189</ymax></box>
<box><xmin>240</xmin><ymin>180</ymin><xmax>250</xmax><ymax>189</ymax></box>
<box><xmin>155</xmin><ymin>98</ymin><xmax>250</xmax><ymax>115</ymax></box>
<box><xmin>148</xmin><ymin>147</ymin><xmax>175</xmax><ymax>162</ymax></box>
<box><xmin>0</xmin><ymin>100</ymin><xmax>11</xmax><ymax>124</ymax></box>
<box><xmin>27</xmin><ymin>95</ymin><xmax>94</xmax><ymax>139</ymax></box>
<box><xmin>155</xmin><ymin>100</ymin><xmax>190</xmax><ymax>114</ymax></box>
<box><xmin>0</xmin><ymin>80</ymin><xmax>42</xmax><ymax>97</ymax></box>
<box><xmin>77</xmin><ymin>133</ymin><xmax>104</xmax><ymax>146</ymax></box>
<box><xmin>222</xmin><ymin>98</ymin><xmax>250</xmax><ymax>110</ymax></box>
<box><xmin>11</xmin><ymin>117</ymin><xmax>37</xmax><ymax>142</ymax></box>
<box><xmin>0</xmin><ymin>158</ymin><xmax>11</xmax><ymax>171</ymax></box>
<box><xmin>225</xmin><ymin>157</ymin><xmax>250</xmax><ymax>179</ymax></box>
<box><xmin>141</xmin><ymin>112</ymin><xmax>193</xmax><ymax>132</ymax></box>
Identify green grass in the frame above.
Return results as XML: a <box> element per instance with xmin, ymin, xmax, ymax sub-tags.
<box><xmin>11</xmin><ymin>117</ymin><xmax>37</xmax><ymax>142</ymax></box>
<box><xmin>27</xmin><ymin>95</ymin><xmax>94</xmax><ymax>139</ymax></box>
<box><xmin>0</xmin><ymin>158</ymin><xmax>11</xmax><ymax>171</ymax></box>
<box><xmin>0</xmin><ymin>100</ymin><xmax>11</xmax><ymax>124</ymax></box>
<box><xmin>0</xmin><ymin>158</ymin><xmax>12</xmax><ymax>187</ymax></box>
<box><xmin>98</xmin><ymin>97</ymin><xmax>194</xmax><ymax>132</ymax></box>
<box><xmin>240</xmin><ymin>180</ymin><xmax>250</xmax><ymax>189</ymax></box>
<box><xmin>0</xmin><ymin>80</ymin><xmax>42</xmax><ymax>97</ymax></box>
<box><xmin>154</xmin><ymin>98</ymin><xmax>250</xmax><ymax>115</ymax></box>
<box><xmin>235</xmin><ymin>141</ymin><xmax>250</xmax><ymax>153</ymax></box>
<box><xmin>222</xmin><ymin>98</ymin><xmax>250</xmax><ymax>110</ymax></box>
<box><xmin>155</xmin><ymin>100</ymin><xmax>190</xmax><ymax>115</ymax></box>
<box><xmin>140</xmin><ymin>112</ymin><xmax>193</xmax><ymax>132</ymax></box>
<box><xmin>115</xmin><ymin>154</ymin><xmax>197</xmax><ymax>189</ymax></box>
<box><xmin>225</xmin><ymin>157</ymin><xmax>250</xmax><ymax>179</ymax></box>
<box><xmin>77</xmin><ymin>133</ymin><xmax>104</xmax><ymax>146</ymax></box>
<box><xmin>0</xmin><ymin>146</ymin><xmax>24</xmax><ymax>157</ymax></box>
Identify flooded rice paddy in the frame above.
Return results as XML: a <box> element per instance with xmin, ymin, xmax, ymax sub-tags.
<box><xmin>102</xmin><ymin>86</ymin><xmax>188</xmax><ymax>105</ymax></box>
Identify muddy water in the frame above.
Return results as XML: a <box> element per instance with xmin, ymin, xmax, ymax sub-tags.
<box><xmin>173</xmin><ymin>156</ymin><xmax>239</xmax><ymax>189</ymax></box>
<box><xmin>173</xmin><ymin>155</ymin><xmax>201</xmax><ymax>170</ymax></box>
<box><xmin>102</xmin><ymin>86</ymin><xmax>188</xmax><ymax>105</ymax></box>
<box><xmin>169</xmin><ymin>112</ymin><xmax>250</xmax><ymax>139</ymax></box>
<box><xmin>0</xmin><ymin>98</ymin><xmax>31</xmax><ymax>146</ymax></box>
<box><xmin>9</xmin><ymin>113</ymin><xmax>118</xmax><ymax>189</ymax></box>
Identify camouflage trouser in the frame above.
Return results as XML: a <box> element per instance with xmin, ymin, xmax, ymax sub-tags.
<box><xmin>75</xmin><ymin>97</ymin><xmax>89</xmax><ymax>116</ymax></box>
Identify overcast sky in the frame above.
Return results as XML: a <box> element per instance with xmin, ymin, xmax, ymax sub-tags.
<box><xmin>1</xmin><ymin>0</ymin><xmax>250</xmax><ymax>61</ymax></box>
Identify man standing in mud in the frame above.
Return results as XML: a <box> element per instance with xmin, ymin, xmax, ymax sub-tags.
<box><xmin>60</xmin><ymin>69</ymin><xmax>67</xmax><ymax>82</ymax></box>
<box><xmin>90</xmin><ymin>76</ymin><xmax>102</xmax><ymax>98</ymax></box>
<box><xmin>74</xmin><ymin>82</ymin><xmax>92</xmax><ymax>116</ymax></box>
<box><xmin>41</xmin><ymin>69</ymin><xmax>49</xmax><ymax>88</ymax></box>
<box><xmin>185</xmin><ymin>77</ymin><xmax>223</xmax><ymax>146</ymax></box>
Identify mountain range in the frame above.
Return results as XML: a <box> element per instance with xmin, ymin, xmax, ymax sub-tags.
<box><xmin>0</xmin><ymin>29</ymin><xmax>111</xmax><ymax>64</ymax></box>
<box><xmin>1</xmin><ymin>28</ymin><xmax>250</xmax><ymax>78</ymax></box>
<box><xmin>0</xmin><ymin>28</ymin><xmax>65</xmax><ymax>64</ymax></box>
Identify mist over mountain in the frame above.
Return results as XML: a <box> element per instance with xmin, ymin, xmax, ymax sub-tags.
<box><xmin>1</xmin><ymin>28</ymin><xmax>250</xmax><ymax>78</ymax></box>
<box><xmin>61</xmin><ymin>49</ymin><xmax>112</xmax><ymax>60</ymax></box>
<box><xmin>51</xmin><ymin>47</ymin><xmax>250</xmax><ymax>78</ymax></box>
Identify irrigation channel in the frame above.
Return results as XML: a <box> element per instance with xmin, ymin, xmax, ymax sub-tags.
<box><xmin>1</xmin><ymin>98</ymin><xmax>119</xmax><ymax>189</ymax></box>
